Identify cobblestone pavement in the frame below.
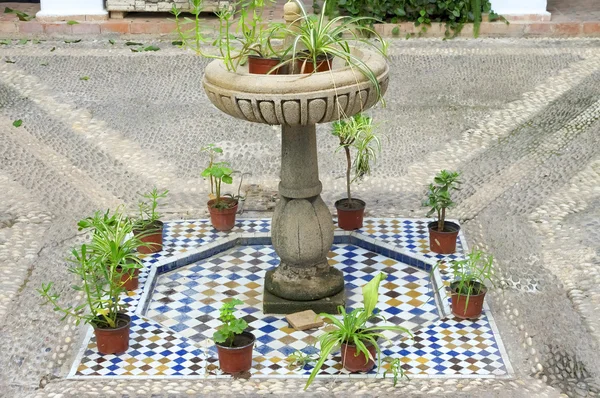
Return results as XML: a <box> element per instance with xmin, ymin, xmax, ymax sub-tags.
<box><xmin>0</xmin><ymin>38</ymin><xmax>599</xmax><ymax>397</ymax></box>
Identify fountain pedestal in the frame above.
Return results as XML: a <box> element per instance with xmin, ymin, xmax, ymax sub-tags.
<box><xmin>202</xmin><ymin>46</ymin><xmax>388</xmax><ymax>314</ymax></box>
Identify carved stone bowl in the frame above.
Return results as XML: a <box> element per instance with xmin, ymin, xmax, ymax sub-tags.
<box><xmin>202</xmin><ymin>48</ymin><xmax>389</xmax><ymax>126</ymax></box>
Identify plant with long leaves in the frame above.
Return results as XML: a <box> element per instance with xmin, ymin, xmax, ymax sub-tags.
<box><xmin>213</xmin><ymin>299</ymin><xmax>248</xmax><ymax>347</ymax></box>
<box><xmin>332</xmin><ymin>113</ymin><xmax>381</xmax><ymax>207</ymax></box>
<box><xmin>383</xmin><ymin>357</ymin><xmax>410</xmax><ymax>386</ymax></box>
<box><xmin>451</xmin><ymin>249</ymin><xmax>494</xmax><ymax>311</ymax></box>
<box><xmin>422</xmin><ymin>170</ymin><xmax>461</xmax><ymax>232</ymax></box>
<box><xmin>39</xmin><ymin>210</ymin><xmax>146</xmax><ymax>329</ymax></box>
<box><xmin>201</xmin><ymin>161</ymin><xmax>235</xmax><ymax>210</ymax></box>
<box><xmin>171</xmin><ymin>0</ymin><xmax>207</xmax><ymax>55</ymax></box>
<box><xmin>280</xmin><ymin>0</ymin><xmax>388</xmax><ymax>102</ymax></box>
<box><xmin>305</xmin><ymin>273</ymin><xmax>411</xmax><ymax>390</ymax></box>
<box><xmin>134</xmin><ymin>188</ymin><xmax>169</xmax><ymax>230</ymax></box>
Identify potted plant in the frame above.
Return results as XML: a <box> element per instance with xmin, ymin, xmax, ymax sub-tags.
<box><xmin>279</xmin><ymin>0</ymin><xmax>388</xmax><ymax>98</ymax></box>
<box><xmin>422</xmin><ymin>170</ymin><xmax>462</xmax><ymax>254</ymax></box>
<box><xmin>332</xmin><ymin>113</ymin><xmax>380</xmax><ymax>230</ymax></box>
<box><xmin>39</xmin><ymin>211</ymin><xmax>143</xmax><ymax>354</ymax></box>
<box><xmin>213</xmin><ymin>299</ymin><xmax>255</xmax><ymax>374</ymax></box>
<box><xmin>304</xmin><ymin>273</ymin><xmax>411</xmax><ymax>390</ymax></box>
<box><xmin>450</xmin><ymin>249</ymin><xmax>494</xmax><ymax>319</ymax></box>
<box><xmin>133</xmin><ymin>188</ymin><xmax>169</xmax><ymax>255</ymax></box>
<box><xmin>78</xmin><ymin>210</ymin><xmax>146</xmax><ymax>291</ymax></box>
<box><xmin>202</xmin><ymin>161</ymin><xmax>238</xmax><ymax>231</ymax></box>
<box><xmin>172</xmin><ymin>0</ymin><xmax>287</xmax><ymax>74</ymax></box>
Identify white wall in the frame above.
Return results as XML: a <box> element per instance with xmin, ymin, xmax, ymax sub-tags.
<box><xmin>38</xmin><ymin>0</ymin><xmax>108</xmax><ymax>17</ymax></box>
<box><xmin>492</xmin><ymin>0</ymin><xmax>548</xmax><ymax>15</ymax></box>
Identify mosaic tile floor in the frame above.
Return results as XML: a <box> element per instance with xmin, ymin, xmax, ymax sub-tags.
<box><xmin>69</xmin><ymin>218</ymin><xmax>513</xmax><ymax>380</ymax></box>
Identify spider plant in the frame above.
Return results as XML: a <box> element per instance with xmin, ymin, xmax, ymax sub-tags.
<box><xmin>280</xmin><ymin>0</ymin><xmax>388</xmax><ymax>101</ymax></box>
<box><xmin>304</xmin><ymin>273</ymin><xmax>411</xmax><ymax>390</ymax></box>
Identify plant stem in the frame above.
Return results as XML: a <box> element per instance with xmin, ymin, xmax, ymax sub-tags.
<box><xmin>344</xmin><ymin>145</ymin><xmax>352</xmax><ymax>205</ymax></box>
<box><xmin>439</xmin><ymin>207</ymin><xmax>445</xmax><ymax>232</ymax></box>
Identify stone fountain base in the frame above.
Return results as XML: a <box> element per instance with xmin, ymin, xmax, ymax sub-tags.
<box><xmin>263</xmin><ymin>285</ymin><xmax>345</xmax><ymax>314</ymax></box>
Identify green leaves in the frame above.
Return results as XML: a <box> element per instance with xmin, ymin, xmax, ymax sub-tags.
<box><xmin>64</xmin><ymin>39</ymin><xmax>82</xmax><ymax>44</ymax></box>
<box><xmin>67</xmin><ymin>20</ymin><xmax>79</xmax><ymax>25</ymax></box>
<box><xmin>125</xmin><ymin>41</ymin><xmax>143</xmax><ymax>46</ymax></box>
<box><xmin>423</xmin><ymin>170</ymin><xmax>461</xmax><ymax>230</ymax></box>
<box><xmin>12</xmin><ymin>119</ymin><xmax>22</xmax><ymax>127</ymax></box>
<box><xmin>130</xmin><ymin>45</ymin><xmax>160</xmax><ymax>53</ymax></box>
<box><xmin>108</xmin><ymin>39</ymin><xmax>115</xmax><ymax>45</ymax></box>
<box><xmin>4</xmin><ymin>7</ymin><xmax>34</xmax><ymax>21</ymax></box>
<box><xmin>213</xmin><ymin>299</ymin><xmax>247</xmax><ymax>345</ymax></box>
<box><xmin>80</xmin><ymin>76</ymin><xmax>90</xmax><ymax>81</ymax></box>
<box><xmin>361</xmin><ymin>272</ymin><xmax>386</xmax><ymax>318</ymax></box>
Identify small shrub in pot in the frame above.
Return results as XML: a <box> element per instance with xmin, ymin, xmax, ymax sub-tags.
<box><xmin>450</xmin><ymin>249</ymin><xmax>494</xmax><ymax>319</ymax></box>
<box><xmin>422</xmin><ymin>170</ymin><xmax>462</xmax><ymax>254</ymax></box>
<box><xmin>202</xmin><ymin>161</ymin><xmax>239</xmax><ymax>231</ymax></box>
<box><xmin>213</xmin><ymin>299</ymin><xmax>255</xmax><ymax>374</ymax></box>
<box><xmin>332</xmin><ymin>113</ymin><xmax>381</xmax><ymax>230</ymax></box>
<box><xmin>40</xmin><ymin>211</ymin><xmax>145</xmax><ymax>354</ymax></box>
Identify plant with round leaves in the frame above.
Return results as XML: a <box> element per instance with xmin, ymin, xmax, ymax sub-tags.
<box><xmin>422</xmin><ymin>170</ymin><xmax>461</xmax><ymax>232</ymax></box>
<box><xmin>201</xmin><ymin>161</ymin><xmax>235</xmax><ymax>210</ymax></box>
<box><xmin>213</xmin><ymin>299</ymin><xmax>249</xmax><ymax>347</ymax></box>
<box><xmin>304</xmin><ymin>273</ymin><xmax>412</xmax><ymax>390</ymax></box>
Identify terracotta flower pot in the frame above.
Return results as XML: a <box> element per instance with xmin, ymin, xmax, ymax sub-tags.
<box><xmin>134</xmin><ymin>220</ymin><xmax>164</xmax><ymax>254</ymax></box>
<box><xmin>93</xmin><ymin>313</ymin><xmax>131</xmax><ymax>355</ymax></box>
<box><xmin>215</xmin><ymin>331</ymin><xmax>255</xmax><ymax>374</ymax></box>
<box><xmin>340</xmin><ymin>342</ymin><xmax>377</xmax><ymax>373</ymax></box>
<box><xmin>451</xmin><ymin>281</ymin><xmax>487</xmax><ymax>319</ymax></box>
<box><xmin>248</xmin><ymin>56</ymin><xmax>282</xmax><ymax>75</ymax></box>
<box><xmin>428</xmin><ymin>221</ymin><xmax>460</xmax><ymax>254</ymax></box>
<box><xmin>335</xmin><ymin>198</ymin><xmax>366</xmax><ymax>231</ymax></box>
<box><xmin>208</xmin><ymin>198</ymin><xmax>238</xmax><ymax>232</ymax></box>
<box><xmin>117</xmin><ymin>267</ymin><xmax>140</xmax><ymax>291</ymax></box>
<box><xmin>296</xmin><ymin>54</ymin><xmax>333</xmax><ymax>74</ymax></box>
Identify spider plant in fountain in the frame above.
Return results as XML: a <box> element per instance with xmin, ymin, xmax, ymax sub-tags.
<box><xmin>279</xmin><ymin>0</ymin><xmax>388</xmax><ymax>101</ymax></box>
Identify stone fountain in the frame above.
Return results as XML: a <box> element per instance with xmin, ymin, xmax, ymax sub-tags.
<box><xmin>202</xmin><ymin>2</ymin><xmax>389</xmax><ymax>314</ymax></box>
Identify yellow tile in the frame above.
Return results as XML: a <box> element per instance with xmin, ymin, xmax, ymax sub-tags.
<box><xmin>385</xmin><ymin>298</ymin><xmax>403</xmax><ymax>307</ymax></box>
<box><xmin>124</xmin><ymin>364</ymin><xmax>137</xmax><ymax>371</ymax></box>
<box><xmin>404</xmin><ymin>282</ymin><xmax>420</xmax><ymax>290</ymax></box>
<box><xmin>445</xmin><ymin>343</ymin><xmax>457</xmax><ymax>350</ymax></box>
<box><xmin>383</xmin><ymin>282</ymin><xmax>399</xmax><ymax>290</ymax></box>
<box><xmin>156</xmin><ymin>364</ymin><xmax>169</xmax><ymax>372</ymax></box>
<box><xmin>148</xmin><ymin>335</ymin><xmax>161</xmax><ymax>342</ymax></box>
<box><xmin>405</xmin><ymin>290</ymin><xmax>423</xmax><ymax>298</ymax></box>
<box><xmin>142</xmin><ymin>357</ymin><xmax>155</xmax><ymax>364</ymax></box>
<box><xmin>279</xmin><ymin>326</ymin><xmax>295</xmax><ymax>334</ymax></box>
<box><xmin>416</xmin><ymin>357</ymin><xmax>429</xmax><ymax>364</ymax></box>
<box><xmin>407</xmin><ymin>299</ymin><xmax>424</xmax><ymax>307</ymax></box>
<box><xmin>224</xmin><ymin>281</ymin><xmax>240</xmax><ymax>289</ymax></box>
<box><xmin>382</xmin><ymin>259</ymin><xmax>397</xmax><ymax>267</ymax></box>
<box><xmin>245</xmin><ymin>281</ymin><xmax>260</xmax><ymax>289</ymax></box>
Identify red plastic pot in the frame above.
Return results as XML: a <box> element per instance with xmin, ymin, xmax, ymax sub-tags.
<box><xmin>208</xmin><ymin>198</ymin><xmax>238</xmax><ymax>232</ymax></box>
<box><xmin>451</xmin><ymin>282</ymin><xmax>487</xmax><ymax>319</ymax></box>
<box><xmin>428</xmin><ymin>221</ymin><xmax>460</xmax><ymax>254</ymax></box>
<box><xmin>93</xmin><ymin>313</ymin><xmax>131</xmax><ymax>355</ymax></box>
<box><xmin>134</xmin><ymin>220</ymin><xmax>164</xmax><ymax>254</ymax></box>
<box><xmin>117</xmin><ymin>267</ymin><xmax>140</xmax><ymax>291</ymax></box>
<box><xmin>215</xmin><ymin>331</ymin><xmax>255</xmax><ymax>374</ymax></box>
<box><xmin>340</xmin><ymin>341</ymin><xmax>377</xmax><ymax>373</ymax></box>
<box><xmin>296</xmin><ymin>55</ymin><xmax>333</xmax><ymax>73</ymax></box>
<box><xmin>335</xmin><ymin>198</ymin><xmax>366</xmax><ymax>231</ymax></box>
<box><xmin>248</xmin><ymin>56</ymin><xmax>282</xmax><ymax>75</ymax></box>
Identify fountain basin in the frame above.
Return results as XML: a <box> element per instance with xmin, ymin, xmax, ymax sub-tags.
<box><xmin>202</xmin><ymin>48</ymin><xmax>389</xmax><ymax>126</ymax></box>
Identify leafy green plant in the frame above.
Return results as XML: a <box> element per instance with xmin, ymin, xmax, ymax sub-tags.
<box><xmin>332</xmin><ymin>113</ymin><xmax>381</xmax><ymax>207</ymax></box>
<box><xmin>134</xmin><ymin>188</ymin><xmax>168</xmax><ymax>230</ymax></box>
<box><xmin>383</xmin><ymin>357</ymin><xmax>410</xmax><ymax>386</ymax></box>
<box><xmin>201</xmin><ymin>144</ymin><xmax>223</xmax><ymax>197</ymax></box>
<box><xmin>201</xmin><ymin>161</ymin><xmax>235</xmax><ymax>210</ymax></box>
<box><xmin>213</xmin><ymin>299</ymin><xmax>248</xmax><ymax>346</ymax></box>
<box><xmin>39</xmin><ymin>210</ymin><xmax>145</xmax><ymax>329</ymax></box>
<box><xmin>451</xmin><ymin>249</ymin><xmax>494</xmax><ymax>309</ymax></box>
<box><xmin>305</xmin><ymin>273</ymin><xmax>411</xmax><ymax>390</ymax></box>
<box><xmin>279</xmin><ymin>0</ymin><xmax>388</xmax><ymax>101</ymax></box>
<box><xmin>316</xmin><ymin>0</ymin><xmax>505</xmax><ymax>38</ymax></box>
<box><xmin>287</xmin><ymin>349</ymin><xmax>317</xmax><ymax>370</ymax></box>
<box><xmin>12</xmin><ymin>119</ymin><xmax>22</xmax><ymax>127</ymax></box>
<box><xmin>422</xmin><ymin>170</ymin><xmax>461</xmax><ymax>232</ymax></box>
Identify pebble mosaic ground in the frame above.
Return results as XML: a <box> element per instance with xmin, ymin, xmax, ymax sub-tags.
<box><xmin>0</xmin><ymin>38</ymin><xmax>599</xmax><ymax>397</ymax></box>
